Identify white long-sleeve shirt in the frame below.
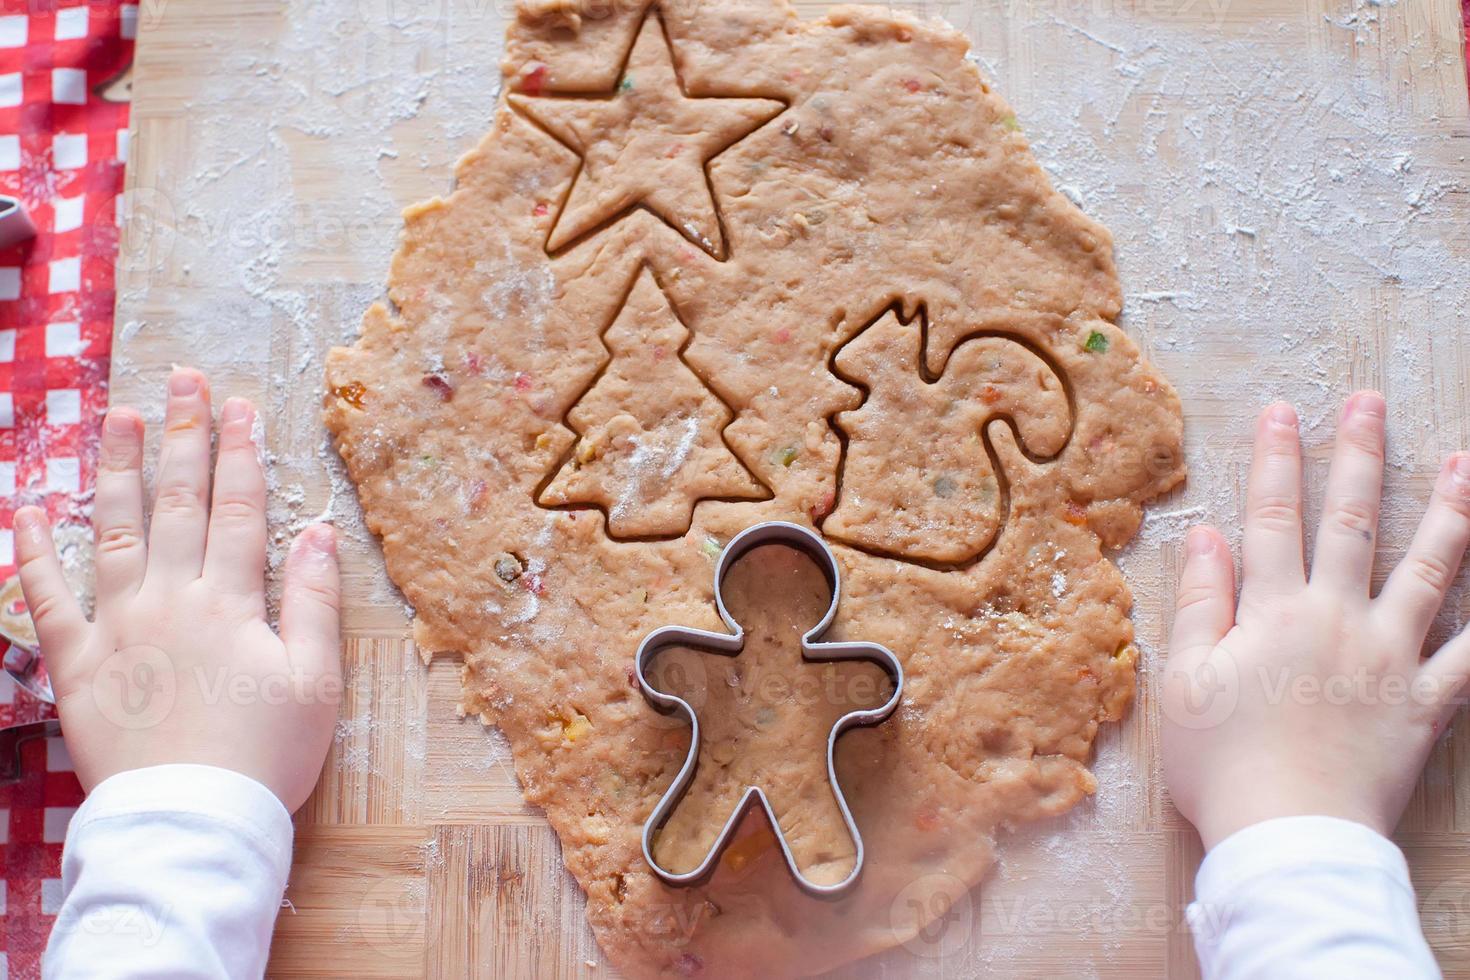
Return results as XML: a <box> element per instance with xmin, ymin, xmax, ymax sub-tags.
<box><xmin>1188</xmin><ymin>815</ymin><xmax>1440</xmax><ymax>979</ymax></box>
<box><xmin>44</xmin><ymin>764</ymin><xmax>293</xmax><ymax>979</ymax></box>
<box><xmin>43</xmin><ymin>766</ymin><xmax>1441</xmax><ymax>979</ymax></box>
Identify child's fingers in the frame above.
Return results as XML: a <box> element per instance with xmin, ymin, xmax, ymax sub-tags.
<box><xmin>1377</xmin><ymin>454</ymin><xmax>1470</xmax><ymax>645</ymax></box>
<box><xmin>13</xmin><ymin>507</ymin><xmax>88</xmax><ymax>674</ymax></box>
<box><xmin>1311</xmin><ymin>392</ymin><xmax>1387</xmax><ymax>595</ymax></box>
<box><xmin>142</xmin><ymin>368</ymin><xmax>213</xmax><ymax>589</ymax></box>
<box><xmin>1241</xmin><ymin>402</ymin><xmax>1306</xmax><ymax>600</ymax></box>
<box><xmin>1170</xmin><ymin>525</ymin><xmax>1237</xmax><ymax>659</ymax></box>
<box><xmin>93</xmin><ymin>408</ymin><xmax>147</xmax><ymax>613</ymax></box>
<box><xmin>1418</xmin><ymin>629</ymin><xmax>1470</xmax><ymax>726</ymax></box>
<box><xmin>279</xmin><ymin>525</ymin><xmax>342</xmax><ymax>679</ymax></box>
<box><xmin>203</xmin><ymin>399</ymin><xmax>267</xmax><ymax>605</ymax></box>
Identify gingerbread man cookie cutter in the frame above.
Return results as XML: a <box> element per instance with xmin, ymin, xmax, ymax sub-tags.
<box><xmin>635</xmin><ymin>520</ymin><xmax>904</xmax><ymax>897</ymax></box>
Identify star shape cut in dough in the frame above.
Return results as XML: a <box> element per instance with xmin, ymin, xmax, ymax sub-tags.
<box><xmin>509</xmin><ymin>12</ymin><xmax>784</xmax><ymax>260</ymax></box>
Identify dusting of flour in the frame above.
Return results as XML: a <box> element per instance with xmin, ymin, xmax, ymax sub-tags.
<box><xmin>108</xmin><ymin>0</ymin><xmax>1467</xmax><ymax>975</ymax></box>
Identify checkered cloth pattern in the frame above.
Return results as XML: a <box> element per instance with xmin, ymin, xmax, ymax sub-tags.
<box><xmin>0</xmin><ymin>3</ymin><xmax>135</xmax><ymax>978</ymax></box>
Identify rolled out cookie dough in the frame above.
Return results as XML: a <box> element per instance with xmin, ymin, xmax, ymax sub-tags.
<box><xmin>325</xmin><ymin>1</ymin><xmax>1185</xmax><ymax>976</ymax></box>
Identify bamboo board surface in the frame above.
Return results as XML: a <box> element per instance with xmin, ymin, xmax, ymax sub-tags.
<box><xmin>112</xmin><ymin>0</ymin><xmax>1470</xmax><ymax>976</ymax></box>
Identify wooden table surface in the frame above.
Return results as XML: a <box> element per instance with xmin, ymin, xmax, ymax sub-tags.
<box><xmin>113</xmin><ymin>0</ymin><xmax>1470</xmax><ymax>976</ymax></box>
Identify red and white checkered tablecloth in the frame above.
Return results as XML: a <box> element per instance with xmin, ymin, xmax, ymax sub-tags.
<box><xmin>0</xmin><ymin>2</ymin><xmax>134</xmax><ymax>977</ymax></box>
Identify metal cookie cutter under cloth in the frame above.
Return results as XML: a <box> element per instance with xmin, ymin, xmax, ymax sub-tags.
<box><xmin>0</xmin><ymin>194</ymin><xmax>37</xmax><ymax>250</ymax></box>
<box><xmin>634</xmin><ymin>520</ymin><xmax>904</xmax><ymax>897</ymax></box>
<box><xmin>0</xmin><ymin>573</ymin><xmax>61</xmax><ymax>784</ymax></box>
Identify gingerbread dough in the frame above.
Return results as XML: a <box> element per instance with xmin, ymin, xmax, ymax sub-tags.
<box><xmin>325</xmin><ymin>1</ymin><xmax>1185</xmax><ymax>976</ymax></box>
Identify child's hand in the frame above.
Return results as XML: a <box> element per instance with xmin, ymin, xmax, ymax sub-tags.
<box><xmin>12</xmin><ymin>368</ymin><xmax>342</xmax><ymax>812</ymax></box>
<box><xmin>1163</xmin><ymin>392</ymin><xmax>1470</xmax><ymax>849</ymax></box>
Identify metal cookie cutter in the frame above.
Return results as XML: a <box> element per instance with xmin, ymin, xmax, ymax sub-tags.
<box><xmin>0</xmin><ymin>573</ymin><xmax>61</xmax><ymax>786</ymax></box>
<box><xmin>635</xmin><ymin>521</ymin><xmax>904</xmax><ymax>897</ymax></box>
<box><xmin>0</xmin><ymin>573</ymin><xmax>54</xmax><ymax>705</ymax></box>
<box><xmin>0</xmin><ymin>195</ymin><xmax>37</xmax><ymax>250</ymax></box>
<box><xmin>2</xmin><ymin>719</ymin><xmax>62</xmax><ymax>784</ymax></box>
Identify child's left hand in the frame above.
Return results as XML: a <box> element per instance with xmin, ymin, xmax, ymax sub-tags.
<box><xmin>12</xmin><ymin>368</ymin><xmax>342</xmax><ymax>812</ymax></box>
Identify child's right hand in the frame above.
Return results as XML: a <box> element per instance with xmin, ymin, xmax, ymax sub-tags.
<box><xmin>1163</xmin><ymin>392</ymin><xmax>1470</xmax><ymax>849</ymax></box>
<box><xmin>12</xmin><ymin>367</ymin><xmax>342</xmax><ymax>812</ymax></box>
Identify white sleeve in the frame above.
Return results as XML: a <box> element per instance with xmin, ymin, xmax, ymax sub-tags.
<box><xmin>43</xmin><ymin>763</ymin><xmax>294</xmax><ymax>980</ymax></box>
<box><xmin>1186</xmin><ymin>815</ymin><xmax>1440</xmax><ymax>980</ymax></box>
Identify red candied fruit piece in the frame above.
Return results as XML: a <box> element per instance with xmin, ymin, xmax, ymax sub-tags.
<box><xmin>519</xmin><ymin>63</ymin><xmax>548</xmax><ymax>95</ymax></box>
<box><xmin>810</xmin><ymin>489</ymin><xmax>836</xmax><ymax>521</ymax></box>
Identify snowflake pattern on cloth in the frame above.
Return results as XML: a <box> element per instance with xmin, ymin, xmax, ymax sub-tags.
<box><xmin>0</xmin><ymin>3</ymin><xmax>135</xmax><ymax>978</ymax></box>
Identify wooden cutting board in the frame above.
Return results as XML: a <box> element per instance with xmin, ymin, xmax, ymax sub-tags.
<box><xmin>113</xmin><ymin>0</ymin><xmax>1470</xmax><ymax>976</ymax></box>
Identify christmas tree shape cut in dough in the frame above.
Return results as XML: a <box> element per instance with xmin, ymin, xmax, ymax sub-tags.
<box><xmin>508</xmin><ymin>9</ymin><xmax>784</xmax><ymax>260</ymax></box>
<box><xmin>537</xmin><ymin>267</ymin><xmax>768</xmax><ymax>537</ymax></box>
<box><xmin>824</xmin><ymin>306</ymin><xmax>1072</xmax><ymax>567</ymax></box>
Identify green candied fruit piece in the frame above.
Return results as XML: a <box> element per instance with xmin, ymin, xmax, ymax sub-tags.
<box><xmin>772</xmin><ymin>445</ymin><xmax>799</xmax><ymax>467</ymax></box>
<box><xmin>1084</xmin><ymin>330</ymin><xmax>1110</xmax><ymax>354</ymax></box>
